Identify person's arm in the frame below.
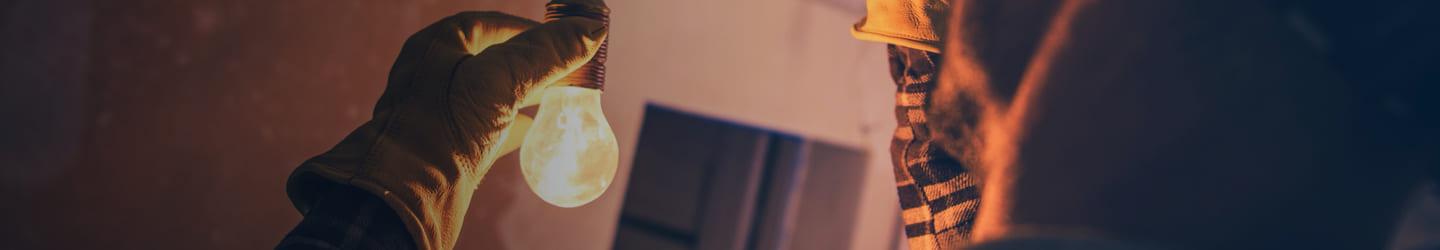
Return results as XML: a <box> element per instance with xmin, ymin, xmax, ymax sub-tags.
<box><xmin>278</xmin><ymin>1</ymin><xmax>608</xmax><ymax>249</ymax></box>
<box><xmin>932</xmin><ymin>1</ymin><xmax>1427</xmax><ymax>249</ymax></box>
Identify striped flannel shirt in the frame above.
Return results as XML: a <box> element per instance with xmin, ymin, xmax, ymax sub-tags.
<box><xmin>887</xmin><ymin>44</ymin><xmax>982</xmax><ymax>250</ymax></box>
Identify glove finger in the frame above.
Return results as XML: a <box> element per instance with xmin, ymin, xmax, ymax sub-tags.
<box><xmin>450</xmin><ymin>16</ymin><xmax>608</xmax><ymax>104</ymax></box>
<box><xmin>379</xmin><ymin>12</ymin><xmax>538</xmax><ymax>114</ymax></box>
<box><xmin>451</xmin><ymin>11</ymin><xmax>540</xmax><ymax>55</ymax></box>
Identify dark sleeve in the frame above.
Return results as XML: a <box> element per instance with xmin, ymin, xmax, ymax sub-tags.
<box><xmin>1283</xmin><ymin>0</ymin><xmax>1440</xmax><ymax>197</ymax></box>
<box><xmin>277</xmin><ymin>184</ymin><xmax>416</xmax><ymax>250</ymax></box>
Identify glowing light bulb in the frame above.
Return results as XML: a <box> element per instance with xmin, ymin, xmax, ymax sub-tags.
<box><xmin>520</xmin><ymin>86</ymin><xmax>618</xmax><ymax>208</ymax></box>
<box><xmin>520</xmin><ymin>0</ymin><xmax>615</xmax><ymax>208</ymax></box>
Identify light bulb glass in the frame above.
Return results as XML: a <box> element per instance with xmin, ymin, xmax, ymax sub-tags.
<box><xmin>520</xmin><ymin>86</ymin><xmax>619</xmax><ymax>208</ymax></box>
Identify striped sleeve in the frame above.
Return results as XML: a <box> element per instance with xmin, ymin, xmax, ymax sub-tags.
<box><xmin>886</xmin><ymin>44</ymin><xmax>982</xmax><ymax>250</ymax></box>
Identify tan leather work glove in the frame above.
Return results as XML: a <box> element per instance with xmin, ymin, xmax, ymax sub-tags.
<box><xmin>851</xmin><ymin>0</ymin><xmax>949</xmax><ymax>52</ymax></box>
<box><xmin>285</xmin><ymin>2</ymin><xmax>608</xmax><ymax>249</ymax></box>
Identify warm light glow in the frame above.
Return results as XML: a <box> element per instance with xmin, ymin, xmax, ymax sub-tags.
<box><xmin>520</xmin><ymin>86</ymin><xmax>619</xmax><ymax>208</ymax></box>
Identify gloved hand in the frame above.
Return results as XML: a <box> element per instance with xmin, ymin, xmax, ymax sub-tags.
<box><xmin>285</xmin><ymin>2</ymin><xmax>608</xmax><ymax>249</ymax></box>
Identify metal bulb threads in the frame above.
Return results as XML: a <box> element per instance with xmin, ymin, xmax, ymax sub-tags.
<box><xmin>546</xmin><ymin>1</ymin><xmax>608</xmax><ymax>90</ymax></box>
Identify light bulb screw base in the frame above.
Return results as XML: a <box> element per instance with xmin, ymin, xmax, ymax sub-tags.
<box><xmin>546</xmin><ymin>1</ymin><xmax>608</xmax><ymax>91</ymax></box>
